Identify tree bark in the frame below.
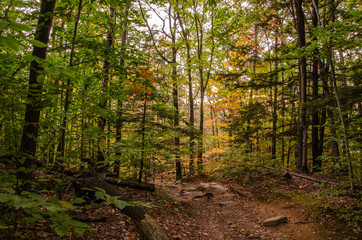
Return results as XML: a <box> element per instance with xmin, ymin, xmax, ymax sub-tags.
<box><xmin>295</xmin><ymin>0</ymin><xmax>309</xmax><ymax>172</ymax></box>
<box><xmin>138</xmin><ymin>98</ymin><xmax>147</xmax><ymax>183</ymax></box>
<box><xmin>18</xmin><ymin>0</ymin><xmax>56</xmax><ymax>191</ymax></box>
<box><xmin>193</xmin><ymin>1</ymin><xmax>215</xmax><ymax>174</ymax></box>
<box><xmin>58</xmin><ymin>0</ymin><xmax>83</xmax><ymax>161</ymax></box>
<box><xmin>97</xmin><ymin>7</ymin><xmax>116</xmax><ymax>169</ymax></box>
<box><xmin>311</xmin><ymin>0</ymin><xmax>321</xmax><ymax>171</ymax></box>
<box><xmin>170</xmin><ymin>7</ymin><xmax>181</xmax><ymax>181</ymax></box>
<box><xmin>272</xmin><ymin>31</ymin><xmax>278</xmax><ymax>160</ymax></box>
<box><xmin>115</xmin><ymin>2</ymin><xmax>130</xmax><ymax>176</ymax></box>
<box><xmin>176</xmin><ymin>4</ymin><xmax>195</xmax><ymax>175</ymax></box>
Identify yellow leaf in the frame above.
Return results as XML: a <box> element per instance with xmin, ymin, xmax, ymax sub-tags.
<box><xmin>99</xmin><ymin>135</ymin><xmax>107</xmax><ymax>153</ymax></box>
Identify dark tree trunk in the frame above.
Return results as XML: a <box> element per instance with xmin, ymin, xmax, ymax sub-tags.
<box><xmin>272</xmin><ymin>31</ymin><xmax>278</xmax><ymax>160</ymax></box>
<box><xmin>311</xmin><ymin>0</ymin><xmax>321</xmax><ymax>172</ymax></box>
<box><xmin>187</xmin><ymin>43</ymin><xmax>196</xmax><ymax>174</ymax></box>
<box><xmin>58</xmin><ymin>0</ymin><xmax>83</xmax><ymax>160</ymax></box>
<box><xmin>138</xmin><ymin>98</ymin><xmax>147</xmax><ymax>183</ymax></box>
<box><xmin>193</xmin><ymin>1</ymin><xmax>214</xmax><ymax>174</ymax></box>
<box><xmin>295</xmin><ymin>0</ymin><xmax>309</xmax><ymax>172</ymax></box>
<box><xmin>115</xmin><ymin>3</ymin><xmax>130</xmax><ymax>176</ymax></box>
<box><xmin>97</xmin><ymin>7</ymin><xmax>116</xmax><ymax>169</ymax></box>
<box><xmin>281</xmin><ymin>72</ymin><xmax>285</xmax><ymax>165</ymax></box>
<box><xmin>18</xmin><ymin>0</ymin><xmax>56</xmax><ymax>191</ymax></box>
<box><xmin>320</xmin><ymin>63</ymin><xmax>341</xmax><ymax>164</ymax></box>
<box><xmin>177</xmin><ymin>10</ymin><xmax>195</xmax><ymax>174</ymax></box>
<box><xmin>171</xmin><ymin>21</ymin><xmax>181</xmax><ymax>181</ymax></box>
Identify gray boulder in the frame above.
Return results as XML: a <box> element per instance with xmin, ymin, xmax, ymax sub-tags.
<box><xmin>263</xmin><ymin>215</ymin><xmax>288</xmax><ymax>226</ymax></box>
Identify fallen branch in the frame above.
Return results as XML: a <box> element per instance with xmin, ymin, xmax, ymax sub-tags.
<box><xmin>288</xmin><ymin>172</ymin><xmax>335</xmax><ymax>185</ymax></box>
<box><xmin>104</xmin><ymin>178</ymin><xmax>155</xmax><ymax>192</ymax></box>
<box><xmin>261</xmin><ymin>165</ymin><xmax>335</xmax><ymax>185</ymax></box>
<box><xmin>71</xmin><ymin>215</ymin><xmax>107</xmax><ymax>222</ymax></box>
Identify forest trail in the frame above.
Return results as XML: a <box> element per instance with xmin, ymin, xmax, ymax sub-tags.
<box><xmin>141</xmin><ymin>180</ymin><xmax>340</xmax><ymax>240</ymax></box>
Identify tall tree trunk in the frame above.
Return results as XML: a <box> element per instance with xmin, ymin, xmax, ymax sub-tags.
<box><xmin>138</xmin><ymin>98</ymin><xmax>147</xmax><ymax>183</ymax></box>
<box><xmin>173</xmin><ymin>50</ymin><xmax>182</xmax><ymax>180</ymax></box>
<box><xmin>58</xmin><ymin>0</ymin><xmax>83</xmax><ymax>160</ymax></box>
<box><xmin>97</xmin><ymin>7</ymin><xmax>116</xmax><ymax>170</ymax></box>
<box><xmin>311</xmin><ymin>0</ymin><xmax>321</xmax><ymax>171</ymax></box>
<box><xmin>177</xmin><ymin>7</ymin><xmax>195</xmax><ymax>175</ymax></box>
<box><xmin>295</xmin><ymin>0</ymin><xmax>308</xmax><ymax>172</ymax></box>
<box><xmin>193</xmin><ymin>1</ymin><xmax>214</xmax><ymax>174</ymax></box>
<box><xmin>193</xmin><ymin>0</ymin><xmax>205</xmax><ymax>173</ymax></box>
<box><xmin>327</xmin><ymin>46</ymin><xmax>354</xmax><ymax>191</ymax></box>
<box><xmin>248</xmin><ymin>25</ymin><xmax>258</xmax><ymax>154</ymax></box>
<box><xmin>272</xmin><ymin>31</ymin><xmax>278</xmax><ymax>160</ymax></box>
<box><xmin>281</xmin><ymin>71</ymin><xmax>285</xmax><ymax>165</ymax></box>
<box><xmin>187</xmin><ymin>42</ymin><xmax>195</xmax><ymax>174</ymax></box>
<box><xmin>115</xmin><ymin>2</ymin><xmax>130</xmax><ymax>176</ymax></box>
<box><xmin>18</xmin><ymin>0</ymin><xmax>56</xmax><ymax>191</ymax></box>
<box><xmin>170</xmin><ymin>7</ymin><xmax>181</xmax><ymax>180</ymax></box>
<box><xmin>320</xmin><ymin>62</ymin><xmax>342</xmax><ymax>165</ymax></box>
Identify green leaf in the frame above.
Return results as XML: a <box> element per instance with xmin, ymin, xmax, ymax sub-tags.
<box><xmin>95</xmin><ymin>191</ymin><xmax>105</xmax><ymax>200</ymax></box>
<box><xmin>0</xmin><ymin>193</ymin><xmax>12</xmax><ymax>203</ymax></box>
<box><xmin>45</xmin><ymin>204</ymin><xmax>62</xmax><ymax>213</ymax></box>
<box><xmin>11</xmin><ymin>22</ymin><xmax>32</xmax><ymax>32</ymax></box>
<box><xmin>70</xmin><ymin>197</ymin><xmax>86</xmax><ymax>205</ymax></box>
<box><xmin>29</xmin><ymin>39</ymin><xmax>47</xmax><ymax>48</ymax></box>
<box><xmin>37</xmin><ymin>75</ymin><xmax>45</xmax><ymax>83</ymax></box>
<box><xmin>1</xmin><ymin>188</ymin><xmax>15</xmax><ymax>194</ymax></box>
<box><xmin>74</xmin><ymin>227</ymin><xmax>86</xmax><ymax>235</ymax></box>
<box><xmin>23</xmin><ymin>54</ymin><xmax>36</xmax><ymax>62</ymax></box>
<box><xmin>0</xmin><ymin>37</ymin><xmax>20</xmax><ymax>51</ymax></box>
<box><xmin>13</xmin><ymin>197</ymin><xmax>38</xmax><ymax>209</ymax></box>
<box><xmin>68</xmin><ymin>219</ymin><xmax>87</xmax><ymax>228</ymax></box>
<box><xmin>55</xmin><ymin>225</ymin><xmax>70</xmax><ymax>236</ymax></box>
<box><xmin>113</xmin><ymin>199</ymin><xmax>127</xmax><ymax>209</ymax></box>
<box><xmin>47</xmin><ymin>66</ymin><xmax>60</xmax><ymax>75</ymax></box>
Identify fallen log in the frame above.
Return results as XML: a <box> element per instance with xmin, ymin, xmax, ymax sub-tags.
<box><xmin>76</xmin><ymin>177</ymin><xmax>169</xmax><ymax>240</ymax></box>
<box><xmin>288</xmin><ymin>172</ymin><xmax>335</xmax><ymax>185</ymax></box>
<box><xmin>261</xmin><ymin>166</ymin><xmax>335</xmax><ymax>185</ymax></box>
<box><xmin>104</xmin><ymin>178</ymin><xmax>155</xmax><ymax>192</ymax></box>
<box><xmin>71</xmin><ymin>215</ymin><xmax>107</xmax><ymax>222</ymax></box>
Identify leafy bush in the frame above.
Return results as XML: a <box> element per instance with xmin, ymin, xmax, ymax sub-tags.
<box><xmin>0</xmin><ymin>169</ymin><xmax>89</xmax><ymax>238</ymax></box>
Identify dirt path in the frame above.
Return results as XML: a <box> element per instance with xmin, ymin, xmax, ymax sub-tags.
<box><xmin>145</xmin><ymin>181</ymin><xmax>340</xmax><ymax>240</ymax></box>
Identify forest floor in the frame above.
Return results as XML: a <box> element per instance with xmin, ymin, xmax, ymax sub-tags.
<box><xmin>5</xmin><ymin>167</ymin><xmax>360</xmax><ymax>240</ymax></box>
<box><xmin>70</xmin><ymin>166</ymin><xmax>360</xmax><ymax>240</ymax></box>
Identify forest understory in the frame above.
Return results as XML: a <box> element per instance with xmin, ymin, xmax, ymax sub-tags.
<box><xmin>1</xmin><ymin>165</ymin><xmax>359</xmax><ymax>240</ymax></box>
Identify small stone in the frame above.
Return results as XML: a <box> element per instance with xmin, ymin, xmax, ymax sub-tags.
<box><xmin>219</xmin><ymin>201</ymin><xmax>237</xmax><ymax>207</ymax></box>
<box><xmin>196</xmin><ymin>182</ymin><xmax>228</xmax><ymax>195</ymax></box>
<box><xmin>263</xmin><ymin>215</ymin><xmax>288</xmax><ymax>226</ymax></box>
<box><xmin>197</xmin><ymin>182</ymin><xmax>210</xmax><ymax>192</ymax></box>
<box><xmin>208</xmin><ymin>185</ymin><xmax>228</xmax><ymax>195</ymax></box>
<box><xmin>222</xmin><ymin>193</ymin><xmax>237</xmax><ymax>198</ymax></box>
